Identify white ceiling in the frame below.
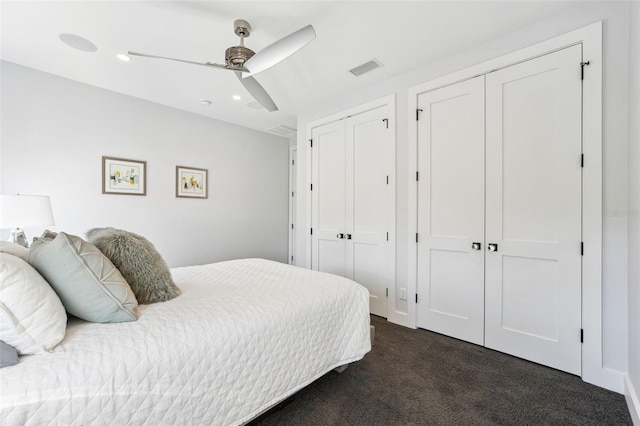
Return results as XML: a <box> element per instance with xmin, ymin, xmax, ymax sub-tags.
<box><xmin>1</xmin><ymin>1</ymin><xmax>584</xmax><ymax>135</ymax></box>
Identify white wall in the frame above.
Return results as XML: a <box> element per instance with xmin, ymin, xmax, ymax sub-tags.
<box><xmin>626</xmin><ymin>0</ymin><xmax>640</xmax><ymax>422</ymax></box>
<box><xmin>1</xmin><ymin>61</ymin><xmax>290</xmax><ymax>268</ymax></box>
<box><xmin>296</xmin><ymin>1</ymin><xmax>630</xmax><ymax>391</ymax></box>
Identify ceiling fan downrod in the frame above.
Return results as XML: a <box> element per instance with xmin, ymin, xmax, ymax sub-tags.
<box><xmin>226</xmin><ymin>19</ymin><xmax>255</xmax><ymax>70</ymax></box>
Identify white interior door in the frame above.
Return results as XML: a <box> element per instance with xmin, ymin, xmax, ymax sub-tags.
<box><xmin>484</xmin><ymin>44</ymin><xmax>582</xmax><ymax>375</ymax></box>
<box><xmin>416</xmin><ymin>76</ymin><xmax>486</xmax><ymax>344</ymax></box>
<box><xmin>311</xmin><ymin>121</ymin><xmax>346</xmax><ymax>276</ymax></box>
<box><xmin>346</xmin><ymin>107</ymin><xmax>392</xmax><ymax>318</ymax></box>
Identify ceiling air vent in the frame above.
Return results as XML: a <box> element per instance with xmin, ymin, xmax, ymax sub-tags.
<box><xmin>349</xmin><ymin>59</ymin><xmax>383</xmax><ymax>77</ymax></box>
<box><xmin>269</xmin><ymin>124</ymin><xmax>297</xmax><ymax>136</ymax></box>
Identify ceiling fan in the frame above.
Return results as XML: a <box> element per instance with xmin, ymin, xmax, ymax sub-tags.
<box><xmin>128</xmin><ymin>19</ymin><xmax>315</xmax><ymax>112</ymax></box>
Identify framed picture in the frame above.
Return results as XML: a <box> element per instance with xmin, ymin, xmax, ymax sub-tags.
<box><xmin>176</xmin><ymin>166</ymin><xmax>208</xmax><ymax>199</ymax></box>
<box><xmin>102</xmin><ymin>156</ymin><xmax>146</xmax><ymax>195</ymax></box>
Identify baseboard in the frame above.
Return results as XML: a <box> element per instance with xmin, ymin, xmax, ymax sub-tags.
<box><xmin>387</xmin><ymin>310</ymin><xmax>416</xmax><ymax>329</ymax></box>
<box><xmin>583</xmin><ymin>366</ymin><xmax>625</xmax><ymax>394</ymax></box>
<box><xmin>625</xmin><ymin>376</ymin><xmax>640</xmax><ymax>425</ymax></box>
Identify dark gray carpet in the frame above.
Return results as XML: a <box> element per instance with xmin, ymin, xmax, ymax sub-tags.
<box><xmin>251</xmin><ymin>315</ymin><xmax>631</xmax><ymax>425</ymax></box>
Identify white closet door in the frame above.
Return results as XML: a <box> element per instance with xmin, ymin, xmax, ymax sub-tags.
<box><xmin>311</xmin><ymin>120</ymin><xmax>346</xmax><ymax>276</ymax></box>
<box><xmin>485</xmin><ymin>45</ymin><xmax>582</xmax><ymax>375</ymax></box>
<box><xmin>416</xmin><ymin>76</ymin><xmax>486</xmax><ymax>344</ymax></box>
<box><xmin>346</xmin><ymin>107</ymin><xmax>392</xmax><ymax>318</ymax></box>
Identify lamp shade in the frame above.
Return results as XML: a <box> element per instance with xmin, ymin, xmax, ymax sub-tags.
<box><xmin>0</xmin><ymin>194</ymin><xmax>55</xmax><ymax>229</ymax></box>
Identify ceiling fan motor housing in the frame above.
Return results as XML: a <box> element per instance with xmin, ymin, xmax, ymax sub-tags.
<box><xmin>225</xmin><ymin>46</ymin><xmax>255</xmax><ymax>69</ymax></box>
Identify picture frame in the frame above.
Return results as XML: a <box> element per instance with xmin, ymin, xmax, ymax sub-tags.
<box><xmin>102</xmin><ymin>156</ymin><xmax>146</xmax><ymax>196</ymax></box>
<box><xmin>176</xmin><ymin>166</ymin><xmax>208</xmax><ymax>199</ymax></box>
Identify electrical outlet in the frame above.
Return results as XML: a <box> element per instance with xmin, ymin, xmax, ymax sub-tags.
<box><xmin>400</xmin><ymin>287</ymin><xmax>407</xmax><ymax>301</ymax></box>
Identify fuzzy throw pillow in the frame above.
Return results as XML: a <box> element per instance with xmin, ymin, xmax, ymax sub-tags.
<box><xmin>86</xmin><ymin>227</ymin><xmax>180</xmax><ymax>304</ymax></box>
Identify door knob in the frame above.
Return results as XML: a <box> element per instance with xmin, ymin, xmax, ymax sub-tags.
<box><xmin>472</xmin><ymin>242</ymin><xmax>482</xmax><ymax>251</ymax></box>
<box><xmin>488</xmin><ymin>243</ymin><xmax>498</xmax><ymax>252</ymax></box>
<box><xmin>337</xmin><ymin>233</ymin><xmax>344</xmax><ymax>239</ymax></box>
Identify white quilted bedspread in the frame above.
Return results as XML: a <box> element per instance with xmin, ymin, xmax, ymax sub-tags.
<box><xmin>0</xmin><ymin>258</ymin><xmax>371</xmax><ymax>425</ymax></box>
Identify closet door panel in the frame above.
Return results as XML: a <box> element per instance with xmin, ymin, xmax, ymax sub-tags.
<box><xmin>428</xmin><ymin>247</ymin><xmax>478</xmax><ymax>319</ymax></box>
<box><xmin>485</xmin><ymin>44</ymin><xmax>582</xmax><ymax>375</ymax></box>
<box><xmin>347</xmin><ymin>107</ymin><xmax>391</xmax><ymax>318</ymax></box>
<box><xmin>416</xmin><ymin>76</ymin><xmax>485</xmax><ymax>344</ymax></box>
<box><xmin>311</xmin><ymin>120</ymin><xmax>346</xmax><ymax>276</ymax></box>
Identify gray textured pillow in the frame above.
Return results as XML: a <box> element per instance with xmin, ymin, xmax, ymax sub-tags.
<box><xmin>86</xmin><ymin>228</ymin><xmax>180</xmax><ymax>304</ymax></box>
<box><xmin>27</xmin><ymin>232</ymin><xmax>138</xmax><ymax>323</ymax></box>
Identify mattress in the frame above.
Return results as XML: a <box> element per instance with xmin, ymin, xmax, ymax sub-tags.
<box><xmin>0</xmin><ymin>258</ymin><xmax>371</xmax><ymax>425</ymax></box>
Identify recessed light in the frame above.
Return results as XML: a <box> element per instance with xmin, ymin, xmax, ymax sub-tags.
<box><xmin>232</xmin><ymin>95</ymin><xmax>242</xmax><ymax>101</ymax></box>
<box><xmin>200</xmin><ymin>99</ymin><xmax>212</xmax><ymax>106</ymax></box>
<box><xmin>58</xmin><ymin>33</ymin><xmax>97</xmax><ymax>52</ymax></box>
<box><xmin>116</xmin><ymin>53</ymin><xmax>131</xmax><ymax>62</ymax></box>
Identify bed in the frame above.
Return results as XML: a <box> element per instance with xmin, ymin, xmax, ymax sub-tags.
<box><xmin>0</xmin><ymin>257</ymin><xmax>372</xmax><ymax>425</ymax></box>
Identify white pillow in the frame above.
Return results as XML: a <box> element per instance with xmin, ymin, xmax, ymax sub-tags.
<box><xmin>0</xmin><ymin>241</ymin><xmax>28</xmax><ymax>260</ymax></box>
<box><xmin>0</xmin><ymin>253</ymin><xmax>67</xmax><ymax>355</ymax></box>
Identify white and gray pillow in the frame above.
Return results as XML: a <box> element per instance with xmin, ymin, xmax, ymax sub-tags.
<box><xmin>86</xmin><ymin>227</ymin><xmax>180</xmax><ymax>304</ymax></box>
<box><xmin>27</xmin><ymin>232</ymin><xmax>138</xmax><ymax>323</ymax></box>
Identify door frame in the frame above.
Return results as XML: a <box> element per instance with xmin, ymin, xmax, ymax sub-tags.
<box><xmin>289</xmin><ymin>145</ymin><xmax>297</xmax><ymax>265</ymax></box>
<box><xmin>407</xmin><ymin>22</ymin><xmax>612</xmax><ymax>391</ymax></box>
<box><xmin>306</xmin><ymin>94</ymin><xmax>396</xmax><ymax>311</ymax></box>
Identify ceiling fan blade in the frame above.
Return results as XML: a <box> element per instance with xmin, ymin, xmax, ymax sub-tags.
<box><xmin>243</xmin><ymin>25</ymin><xmax>316</xmax><ymax>76</ymax></box>
<box><xmin>128</xmin><ymin>51</ymin><xmax>229</xmax><ymax>70</ymax></box>
<box><xmin>235</xmin><ymin>72</ymin><xmax>278</xmax><ymax>112</ymax></box>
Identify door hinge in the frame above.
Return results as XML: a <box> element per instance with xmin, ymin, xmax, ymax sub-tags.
<box><xmin>383</xmin><ymin>118</ymin><xmax>389</xmax><ymax>129</ymax></box>
<box><xmin>580</xmin><ymin>329</ymin><xmax>584</xmax><ymax>343</ymax></box>
<box><xmin>416</xmin><ymin>108</ymin><xmax>423</xmax><ymax>121</ymax></box>
<box><xmin>291</xmin><ymin>255</ymin><xmax>294</xmax><ymax>262</ymax></box>
<box><xmin>416</xmin><ymin>233</ymin><xmax>419</xmax><ymax>243</ymax></box>
<box><xmin>581</xmin><ymin>242</ymin><xmax>584</xmax><ymax>256</ymax></box>
<box><xmin>386</xmin><ymin>175</ymin><xmax>389</xmax><ymax>185</ymax></box>
<box><xmin>581</xmin><ymin>154</ymin><xmax>584</xmax><ymax>168</ymax></box>
<box><xmin>386</xmin><ymin>231</ymin><xmax>389</xmax><ymax>241</ymax></box>
<box><xmin>580</xmin><ymin>61</ymin><xmax>590</xmax><ymax>80</ymax></box>
<box><xmin>291</xmin><ymin>223</ymin><xmax>294</xmax><ymax>229</ymax></box>
<box><xmin>310</xmin><ymin>183</ymin><xmax>313</xmax><ymax>191</ymax></box>
<box><xmin>310</xmin><ymin>228</ymin><xmax>313</xmax><ymax>235</ymax></box>
<box><xmin>416</xmin><ymin>294</ymin><xmax>418</xmax><ymax>303</ymax></box>
<box><xmin>309</xmin><ymin>139</ymin><xmax>313</xmax><ymax>148</ymax></box>
<box><xmin>292</xmin><ymin>191</ymin><xmax>294</xmax><ymax>197</ymax></box>
<box><xmin>416</xmin><ymin>171</ymin><xmax>419</xmax><ymax>181</ymax></box>
<box><xmin>386</xmin><ymin>288</ymin><xmax>389</xmax><ymax>297</ymax></box>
